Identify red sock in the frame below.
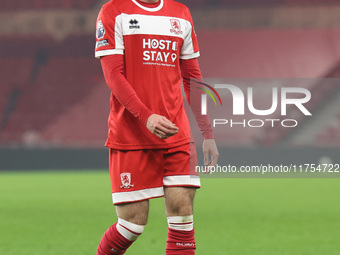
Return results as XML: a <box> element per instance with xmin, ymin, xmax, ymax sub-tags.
<box><xmin>166</xmin><ymin>228</ymin><xmax>196</xmax><ymax>255</ymax></box>
<box><xmin>97</xmin><ymin>219</ymin><xmax>144</xmax><ymax>255</ymax></box>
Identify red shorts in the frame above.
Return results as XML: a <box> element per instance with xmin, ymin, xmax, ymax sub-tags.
<box><xmin>109</xmin><ymin>142</ymin><xmax>200</xmax><ymax>205</ymax></box>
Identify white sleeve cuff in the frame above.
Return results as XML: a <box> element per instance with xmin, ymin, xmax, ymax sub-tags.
<box><xmin>180</xmin><ymin>51</ymin><xmax>200</xmax><ymax>60</ymax></box>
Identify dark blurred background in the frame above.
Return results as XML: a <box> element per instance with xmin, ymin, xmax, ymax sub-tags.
<box><xmin>0</xmin><ymin>0</ymin><xmax>339</xmax><ymax>169</ymax></box>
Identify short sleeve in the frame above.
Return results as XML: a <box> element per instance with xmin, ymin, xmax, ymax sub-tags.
<box><xmin>180</xmin><ymin>10</ymin><xmax>200</xmax><ymax>60</ymax></box>
<box><xmin>95</xmin><ymin>6</ymin><xmax>124</xmax><ymax>59</ymax></box>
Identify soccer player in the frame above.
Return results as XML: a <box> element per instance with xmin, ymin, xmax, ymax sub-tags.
<box><xmin>94</xmin><ymin>0</ymin><xmax>219</xmax><ymax>254</ymax></box>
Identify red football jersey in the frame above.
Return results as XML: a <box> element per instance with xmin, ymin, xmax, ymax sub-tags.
<box><xmin>95</xmin><ymin>0</ymin><xmax>200</xmax><ymax>149</ymax></box>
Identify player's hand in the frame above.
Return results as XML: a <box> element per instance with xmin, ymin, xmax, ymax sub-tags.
<box><xmin>202</xmin><ymin>139</ymin><xmax>219</xmax><ymax>172</ymax></box>
<box><xmin>146</xmin><ymin>114</ymin><xmax>179</xmax><ymax>139</ymax></box>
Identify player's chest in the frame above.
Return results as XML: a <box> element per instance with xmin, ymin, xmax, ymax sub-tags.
<box><xmin>118</xmin><ymin>13</ymin><xmax>189</xmax><ymax>66</ymax></box>
<box><xmin>118</xmin><ymin>13</ymin><xmax>189</xmax><ymax>39</ymax></box>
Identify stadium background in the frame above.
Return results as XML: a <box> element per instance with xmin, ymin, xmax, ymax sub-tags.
<box><xmin>0</xmin><ymin>1</ymin><xmax>339</xmax><ymax>255</ymax></box>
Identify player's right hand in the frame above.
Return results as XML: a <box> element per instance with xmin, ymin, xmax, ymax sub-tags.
<box><xmin>146</xmin><ymin>114</ymin><xmax>179</xmax><ymax>139</ymax></box>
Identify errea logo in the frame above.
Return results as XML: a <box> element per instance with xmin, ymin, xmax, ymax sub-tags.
<box><xmin>129</xmin><ymin>19</ymin><xmax>140</xmax><ymax>29</ymax></box>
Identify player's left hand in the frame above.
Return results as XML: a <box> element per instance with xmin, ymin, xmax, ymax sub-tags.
<box><xmin>146</xmin><ymin>114</ymin><xmax>179</xmax><ymax>139</ymax></box>
<box><xmin>202</xmin><ymin>139</ymin><xmax>219</xmax><ymax>168</ymax></box>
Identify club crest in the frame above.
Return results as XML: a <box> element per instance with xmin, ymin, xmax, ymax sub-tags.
<box><xmin>120</xmin><ymin>173</ymin><xmax>134</xmax><ymax>189</ymax></box>
<box><xmin>170</xmin><ymin>19</ymin><xmax>183</xmax><ymax>35</ymax></box>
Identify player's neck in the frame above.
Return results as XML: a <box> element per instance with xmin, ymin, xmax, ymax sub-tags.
<box><xmin>139</xmin><ymin>0</ymin><xmax>159</xmax><ymax>3</ymax></box>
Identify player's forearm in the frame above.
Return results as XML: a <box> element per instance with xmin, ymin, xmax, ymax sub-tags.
<box><xmin>180</xmin><ymin>58</ymin><xmax>214</xmax><ymax>139</ymax></box>
<box><xmin>101</xmin><ymin>55</ymin><xmax>153</xmax><ymax>125</ymax></box>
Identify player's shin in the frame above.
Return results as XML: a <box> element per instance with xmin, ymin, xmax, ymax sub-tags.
<box><xmin>166</xmin><ymin>215</ymin><xmax>196</xmax><ymax>255</ymax></box>
<box><xmin>96</xmin><ymin>218</ymin><xmax>145</xmax><ymax>255</ymax></box>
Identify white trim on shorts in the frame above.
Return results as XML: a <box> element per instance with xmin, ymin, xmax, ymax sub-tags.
<box><xmin>112</xmin><ymin>187</ymin><xmax>164</xmax><ymax>204</ymax></box>
<box><xmin>112</xmin><ymin>175</ymin><xmax>200</xmax><ymax>204</ymax></box>
<box><xmin>163</xmin><ymin>175</ymin><xmax>201</xmax><ymax>187</ymax></box>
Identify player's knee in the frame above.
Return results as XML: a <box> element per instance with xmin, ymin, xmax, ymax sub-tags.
<box><xmin>116</xmin><ymin>200</ymin><xmax>149</xmax><ymax>225</ymax></box>
<box><xmin>165</xmin><ymin>188</ymin><xmax>195</xmax><ymax>216</ymax></box>
<box><xmin>120</xmin><ymin>211</ymin><xmax>148</xmax><ymax>225</ymax></box>
<box><xmin>169</xmin><ymin>202</ymin><xmax>193</xmax><ymax>216</ymax></box>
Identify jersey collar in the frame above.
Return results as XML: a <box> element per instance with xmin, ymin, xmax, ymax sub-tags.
<box><xmin>132</xmin><ymin>0</ymin><xmax>164</xmax><ymax>12</ymax></box>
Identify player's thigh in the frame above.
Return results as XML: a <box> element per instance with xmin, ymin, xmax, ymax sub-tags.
<box><xmin>109</xmin><ymin>148</ymin><xmax>164</xmax><ymax>204</ymax></box>
<box><xmin>163</xmin><ymin>143</ymin><xmax>200</xmax><ymax>188</ymax></box>
<box><xmin>116</xmin><ymin>200</ymin><xmax>149</xmax><ymax>225</ymax></box>
<box><xmin>164</xmin><ymin>186</ymin><xmax>196</xmax><ymax>217</ymax></box>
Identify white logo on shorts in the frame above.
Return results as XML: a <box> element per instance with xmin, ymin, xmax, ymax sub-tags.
<box><xmin>120</xmin><ymin>173</ymin><xmax>134</xmax><ymax>189</ymax></box>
